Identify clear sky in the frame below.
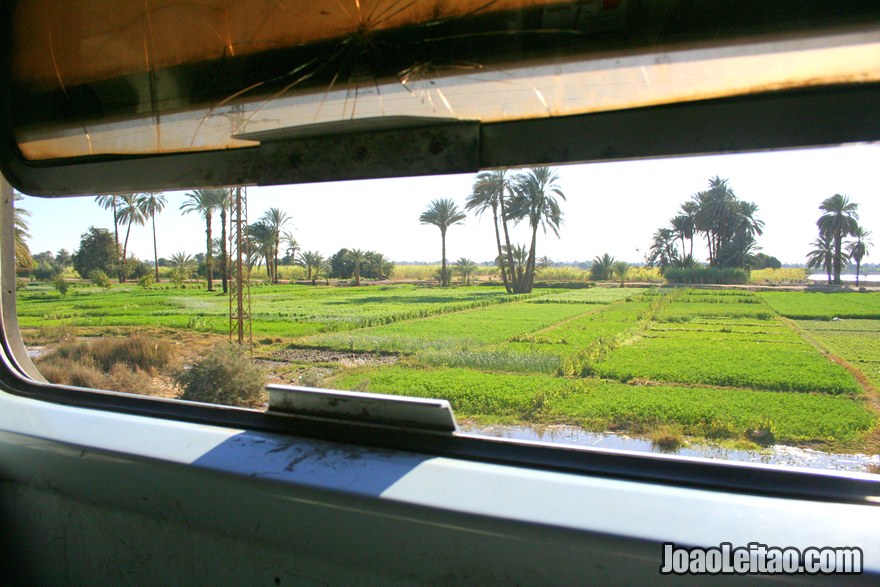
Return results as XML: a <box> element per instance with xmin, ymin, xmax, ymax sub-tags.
<box><xmin>20</xmin><ymin>142</ymin><xmax>880</xmax><ymax>267</ymax></box>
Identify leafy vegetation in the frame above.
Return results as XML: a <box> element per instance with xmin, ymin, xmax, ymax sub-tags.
<box><xmin>758</xmin><ymin>292</ymin><xmax>880</xmax><ymax>320</ymax></box>
<box><xmin>331</xmin><ymin>366</ymin><xmax>873</xmax><ymax>443</ymax></box>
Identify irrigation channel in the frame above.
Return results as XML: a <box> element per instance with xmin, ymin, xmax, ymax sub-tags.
<box><xmin>461</xmin><ymin>423</ymin><xmax>880</xmax><ymax>473</ymax></box>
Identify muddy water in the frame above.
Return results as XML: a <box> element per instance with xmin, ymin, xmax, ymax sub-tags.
<box><xmin>461</xmin><ymin>423</ymin><xmax>879</xmax><ymax>473</ymax></box>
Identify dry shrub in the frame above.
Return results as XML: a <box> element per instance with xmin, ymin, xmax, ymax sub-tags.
<box><xmin>36</xmin><ymin>334</ymin><xmax>173</xmax><ymax>397</ymax></box>
<box><xmin>37</xmin><ymin>356</ymin><xmax>108</xmax><ymax>389</ymax></box>
<box><xmin>174</xmin><ymin>344</ymin><xmax>266</xmax><ymax>407</ymax></box>
<box><xmin>53</xmin><ymin>334</ymin><xmax>171</xmax><ymax>374</ymax></box>
<box><xmin>106</xmin><ymin>363</ymin><xmax>156</xmax><ymax>394</ymax></box>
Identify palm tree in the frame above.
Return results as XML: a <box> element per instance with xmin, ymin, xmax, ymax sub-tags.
<box><xmin>349</xmin><ymin>248</ymin><xmax>366</xmax><ymax>286</ymax></box>
<box><xmin>180</xmin><ymin>189</ymin><xmax>225</xmax><ymax>290</ymax></box>
<box><xmin>168</xmin><ymin>251</ymin><xmax>196</xmax><ymax>285</ymax></box>
<box><xmin>507</xmin><ymin>167</ymin><xmax>566</xmax><ymax>292</ymax></box>
<box><xmin>466</xmin><ymin>170</ymin><xmax>515</xmax><ymax>293</ymax></box>
<box><xmin>283</xmin><ymin>231</ymin><xmax>299</xmax><ymax>260</ymax></box>
<box><xmin>246</xmin><ymin>221</ymin><xmax>275</xmax><ymax>278</ymax></box>
<box><xmin>670</xmin><ymin>213</ymin><xmax>694</xmax><ymax>260</ymax></box>
<box><xmin>296</xmin><ymin>250</ymin><xmax>324</xmax><ymax>284</ymax></box>
<box><xmin>13</xmin><ymin>194</ymin><xmax>33</xmax><ymax>272</ymax></box>
<box><xmin>817</xmin><ymin>194</ymin><xmax>860</xmax><ymax>284</ymax></box>
<box><xmin>260</xmin><ymin>208</ymin><xmax>292</xmax><ymax>284</ymax></box>
<box><xmin>141</xmin><ymin>192</ymin><xmax>167</xmax><ymax>282</ymax></box>
<box><xmin>454</xmin><ymin>257</ymin><xmax>477</xmax><ymax>286</ymax></box>
<box><xmin>646</xmin><ymin>228</ymin><xmax>679</xmax><ymax>272</ymax></box>
<box><xmin>117</xmin><ymin>193</ymin><xmax>147</xmax><ymax>282</ymax></box>
<box><xmin>612</xmin><ymin>260</ymin><xmax>630</xmax><ymax>288</ymax></box>
<box><xmin>419</xmin><ymin>198</ymin><xmax>466</xmax><ymax>287</ymax></box>
<box><xmin>807</xmin><ymin>233</ymin><xmax>835</xmax><ymax>284</ymax></box>
<box><xmin>95</xmin><ymin>194</ymin><xmax>122</xmax><ymax>263</ymax></box>
<box><xmin>497</xmin><ymin>244</ymin><xmax>529</xmax><ymax>286</ymax></box>
<box><xmin>846</xmin><ymin>226</ymin><xmax>873</xmax><ymax>286</ymax></box>
<box><xmin>590</xmin><ymin>253</ymin><xmax>615</xmax><ymax>281</ymax></box>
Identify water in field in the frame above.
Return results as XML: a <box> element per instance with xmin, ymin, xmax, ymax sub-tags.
<box><xmin>807</xmin><ymin>273</ymin><xmax>880</xmax><ymax>283</ymax></box>
<box><xmin>462</xmin><ymin>423</ymin><xmax>879</xmax><ymax>473</ymax></box>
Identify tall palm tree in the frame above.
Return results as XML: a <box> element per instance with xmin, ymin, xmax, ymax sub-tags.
<box><xmin>466</xmin><ymin>170</ymin><xmax>515</xmax><ymax>293</ymax></box>
<box><xmin>260</xmin><ymin>208</ymin><xmax>292</xmax><ymax>284</ymax></box>
<box><xmin>817</xmin><ymin>194</ymin><xmax>860</xmax><ymax>284</ymax></box>
<box><xmin>807</xmin><ymin>233</ymin><xmax>835</xmax><ymax>284</ymax></box>
<box><xmin>116</xmin><ymin>193</ymin><xmax>147</xmax><ymax>282</ymax></box>
<box><xmin>180</xmin><ymin>189</ymin><xmax>225</xmax><ymax>290</ymax></box>
<box><xmin>846</xmin><ymin>226</ymin><xmax>872</xmax><ymax>286</ymax></box>
<box><xmin>646</xmin><ymin>228</ymin><xmax>679</xmax><ymax>272</ymax></box>
<box><xmin>141</xmin><ymin>192</ymin><xmax>167</xmax><ymax>282</ymax></box>
<box><xmin>246</xmin><ymin>221</ymin><xmax>275</xmax><ymax>278</ymax></box>
<box><xmin>94</xmin><ymin>194</ymin><xmax>122</xmax><ymax>263</ymax></box>
<box><xmin>13</xmin><ymin>194</ymin><xmax>33</xmax><ymax>272</ymax></box>
<box><xmin>419</xmin><ymin>198</ymin><xmax>466</xmax><ymax>287</ymax></box>
<box><xmin>670</xmin><ymin>212</ymin><xmax>694</xmax><ymax>260</ymax></box>
<box><xmin>349</xmin><ymin>248</ymin><xmax>366</xmax><ymax>286</ymax></box>
<box><xmin>508</xmin><ymin>167</ymin><xmax>566</xmax><ymax>292</ymax></box>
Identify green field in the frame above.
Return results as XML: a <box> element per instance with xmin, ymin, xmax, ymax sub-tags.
<box><xmin>16</xmin><ymin>282</ymin><xmax>880</xmax><ymax>450</ymax></box>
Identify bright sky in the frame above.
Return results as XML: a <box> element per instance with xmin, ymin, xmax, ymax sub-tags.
<box><xmin>20</xmin><ymin>142</ymin><xmax>880</xmax><ymax>267</ymax></box>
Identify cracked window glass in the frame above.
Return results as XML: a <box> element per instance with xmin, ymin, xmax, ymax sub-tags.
<box><xmin>10</xmin><ymin>0</ymin><xmax>880</xmax><ymax>159</ymax></box>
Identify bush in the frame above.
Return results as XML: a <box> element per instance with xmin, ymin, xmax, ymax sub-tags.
<box><xmin>175</xmin><ymin>344</ymin><xmax>266</xmax><ymax>407</ymax></box>
<box><xmin>52</xmin><ymin>334</ymin><xmax>172</xmax><ymax>374</ymax></box>
<box><xmin>89</xmin><ymin>269</ymin><xmax>112</xmax><ymax>289</ymax></box>
<box><xmin>53</xmin><ymin>276</ymin><xmax>69</xmax><ymax>297</ymax></box>
<box><xmin>664</xmin><ymin>267</ymin><xmax>749</xmax><ymax>285</ymax></box>
<box><xmin>32</xmin><ymin>261</ymin><xmax>61</xmax><ymax>281</ymax></box>
<box><xmin>37</xmin><ymin>356</ymin><xmax>108</xmax><ymax>389</ymax></box>
<box><xmin>138</xmin><ymin>273</ymin><xmax>155</xmax><ymax>288</ymax></box>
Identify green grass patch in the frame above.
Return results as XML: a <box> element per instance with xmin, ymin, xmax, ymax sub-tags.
<box><xmin>299</xmin><ymin>302</ymin><xmax>591</xmax><ymax>353</ymax></box>
<box><xmin>798</xmin><ymin>320</ymin><xmax>880</xmax><ymax>389</ymax></box>
<box><xmin>330</xmin><ymin>366</ymin><xmax>874</xmax><ymax>443</ymax></box>
<box><xmin>759</xmin><ymin>291</ymin><xmax>880</xmax><ymax>320</ymax></box>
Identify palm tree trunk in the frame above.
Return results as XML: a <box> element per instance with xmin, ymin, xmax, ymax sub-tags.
<box><xmin>205</xmin><ymin>212</ymin><xmax>214</xmax><ymax>291</ymax></box>
<box><xmin>525</xmin><ymin>226</ymin><xmax>538</xmax><ymax>292</ymax></box>
<box><xmin>121</xmin><ymin>222</ymin><xmax>132</xmax><ymax>283</ymax></box>
<box><xmin>273</xmin><ymin>237</ymin><xmax>280</xmax><ymax>284</ymax></box>
<box><xmin>112</xmin><ymin>200</ymin><xmax>123</xmax><ymax>282</ymax></box>
<box><xmin>440</xmin><ymin>229</ymin><xmax>447</xmax><ymax>287</ymax></box>
<box><xmin>491</xmin><ymin>205</ymin><xmax>511</xmax><ymax>293</ymax></box>
<box><xmin>152</xmin><ymin>214</ymin><xmax>160</xmax><ymax>281</ymax></box>
<box><xmin>498</xmin><ymin>192</ymin><xmax>517</xmax><ymax>292</ymax></box>
<box><xmin>833</xmin><ymin>232</ymin><xmax>843</xmax><ymax>285</ymax></box>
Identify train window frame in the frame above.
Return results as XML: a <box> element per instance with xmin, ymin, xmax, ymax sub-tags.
<box><xmin>2</xmin><ymin>1</ymin><xmax>880</xmax><ymax>507</ymax></box>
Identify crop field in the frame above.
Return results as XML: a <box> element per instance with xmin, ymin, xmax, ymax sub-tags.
<box><xmin>758</xmin><ymin>291</ymin><xmax>880</xmax><ymax>320</ymax></box>
<box><xmin>333</xmin><ymin>366</ymin><xmax>873</xmax><ymax>443</ymax></box>
<box><xmin>16</xmin><ymin>282</ymin><xmax>880</xmax><ymax>451</ymax></box>
<box><xmin>17</xmin><ymin>283</ymin><xmax>533</xmax><ymax>339</ymax></box>
<box><xmin>796</xmin><ymin>319</ymin><xmax>880</xmax><ymax>390</ymax></box>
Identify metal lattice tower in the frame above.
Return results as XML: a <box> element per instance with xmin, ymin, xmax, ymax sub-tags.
<box><xmin>228</xmin><ymin>185</ymin><xmax>253</xmax><ymax>346</ymax></box>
